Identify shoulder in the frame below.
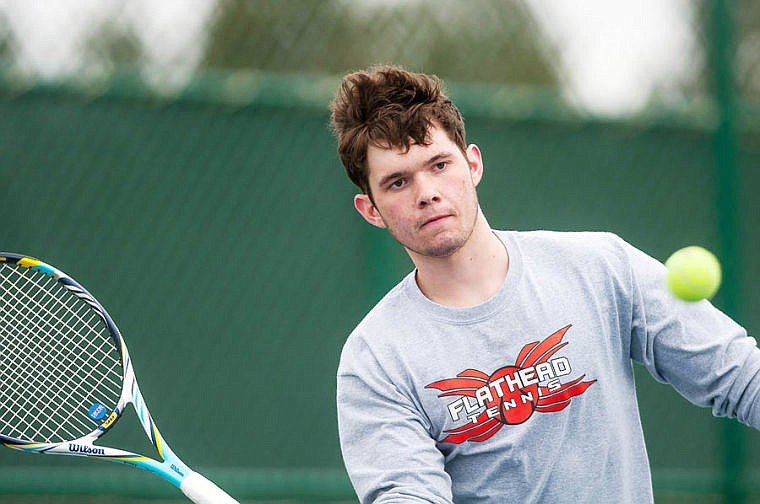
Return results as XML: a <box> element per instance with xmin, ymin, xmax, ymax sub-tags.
<box><xmin>354</xmin><ymin>273</ymin><xmax>413</xmax><ymax>335</ymax></box>
<box><xmin>337</xmin><ymin>273</ymin><xmax>415</xmax><ymax>374</ymax></box>
<box><xmin>503</xmin><ymin>229</ymin><xmax>629</xmax><ymax>261</ymax></box>
<box><xmin>499</xmin><ymin>230</ymin><xmax>643</xmax><ymax>288</ymax></box>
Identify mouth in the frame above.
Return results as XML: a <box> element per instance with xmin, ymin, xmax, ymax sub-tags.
<box><xmin>421</xmin><ymin>214</ymin><xmax>453</xmax><ymax>228</ymax></box>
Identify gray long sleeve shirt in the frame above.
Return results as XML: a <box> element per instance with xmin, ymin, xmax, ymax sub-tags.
<box><xmin>336</xmin><ymin>230</ymin><xmax>760</xmax><ymax>503</ymax></box>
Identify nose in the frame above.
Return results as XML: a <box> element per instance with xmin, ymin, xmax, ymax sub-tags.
<box><xmin>417</xmin><ymin>191</ymin><xmax>441</xmax><ymax>208</ymax></box>
<box><xmin>415</xmin><ymin>174</ymin><xmax>441</xmax><ymax>208</ymax></box>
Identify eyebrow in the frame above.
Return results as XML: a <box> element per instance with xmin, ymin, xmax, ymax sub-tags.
<box><xmin>377</xmin><ymin>151</ymin><xmax>454</xmax><ymax>188</ymax></box>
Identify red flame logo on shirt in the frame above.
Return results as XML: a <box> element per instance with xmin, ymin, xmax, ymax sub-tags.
<box><xmin>426</xmin><ymin>325</ymin><xmax>596</xmax><ymax>444</ymax></box>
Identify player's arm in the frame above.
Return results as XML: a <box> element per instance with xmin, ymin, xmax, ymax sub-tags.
<box><xmin>622</xmin><ymin>240</ymin><xmax>760</xmax><ymax>428</ymax></box>
<box><xmin>337</xmin><ymin>338</ymin><xmax>453</xmax><ymax>504</ymax></box>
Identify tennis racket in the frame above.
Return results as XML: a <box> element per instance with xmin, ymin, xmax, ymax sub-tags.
<box><xmin>0</xmin><ymin>253</ymin><xmax>239</xmax><ymax>503</ymax></box>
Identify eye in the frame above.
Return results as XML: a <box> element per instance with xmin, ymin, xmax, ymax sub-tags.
<box><xmin>434</xmin><ymin>161</ymin><xmax>447</xmax><ymax>171</ymax></box>
<box><xmin>389</xmin><ymin>178</ymin><xmax>406</xmax><ymax>189</ymax></box>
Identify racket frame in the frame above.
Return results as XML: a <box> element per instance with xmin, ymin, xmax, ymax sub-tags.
<box><xmin>0</xmin><ymin>254</ymin><xmax>225</xmax><ymax>497</ymax></box>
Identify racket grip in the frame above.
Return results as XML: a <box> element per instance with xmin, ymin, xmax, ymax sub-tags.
<box><xmin>180</xmin><ymin>471</ymin><xmax>239</xmax><ymax>504</ymax></box>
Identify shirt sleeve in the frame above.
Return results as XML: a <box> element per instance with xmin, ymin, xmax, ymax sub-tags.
<box><xmin>337</xmin><ymin>335</ymin><xmax>454</xmax><ymax>504</ymax></box>
<box><xmin>624</xmin><ymin>238</ymin><xmax>760</xmax><ymax>428</ymax></box>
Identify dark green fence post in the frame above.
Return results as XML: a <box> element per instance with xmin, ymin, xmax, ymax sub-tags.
<box><xmin>710</xmin><ymin>0</ymin><xmax>745</xmax><ymax>501</ymax></box>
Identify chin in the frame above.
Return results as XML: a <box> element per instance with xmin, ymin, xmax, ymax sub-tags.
<box><xmin>413</xmin><ymin>236</ymin><xmax>467</xmax><ymax>258</ymax></box>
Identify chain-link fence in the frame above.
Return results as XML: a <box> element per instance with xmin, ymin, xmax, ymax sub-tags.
<box><xmin>1</xmin><ymin>1</ymin><xmax>759</xmax><ymax>502</ymax></box>
<box><xmin>1</xmin><ymin>0</ymin><xmax>759</xmax><ymax>113</ymax></box>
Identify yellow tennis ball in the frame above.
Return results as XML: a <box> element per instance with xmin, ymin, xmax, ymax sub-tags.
<box><xmin>665</xmin><ymin>246</ymin><xmax>722</xmax><ymax>302</ymax></box>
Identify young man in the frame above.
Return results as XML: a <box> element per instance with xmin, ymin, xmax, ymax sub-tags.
<box><xmin>330</xmin><ymin>65</ymin><xmax>760</xmax><ymax>503</ymax></box>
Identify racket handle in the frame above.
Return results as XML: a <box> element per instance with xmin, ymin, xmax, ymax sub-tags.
<box><xmin>180</xmin><ymin>471</ymin><xmax>239</xmax><ymax>504</ymax></box>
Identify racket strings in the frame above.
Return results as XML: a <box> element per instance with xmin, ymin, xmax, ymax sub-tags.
<box><xmin>0</xmin><ymin>268</ymin><xmax>121</xmax><ymax>441</ymax></box>
<box><xmin>1</xmin><ymin>309</ymin><xmax>114</xmax><ymax>442</ymax></box>
<box><xmin>3</xmin><ymin>286</ymin><xmax>121</xmax><ymax>390</ymax></box>
<box><xmin>0</xmin><ymin>268</ymin><xmax>122</xmax><ymax>416</ymax></box>
<box><xmin>0</xmin><ymin>264</ymin><xmax>123</xmax><ymax>443</ymax></box>
<box><xmin>0</xmin><ymin>270</ymin><xmax>105</xmax><ymax>441</ymax></box>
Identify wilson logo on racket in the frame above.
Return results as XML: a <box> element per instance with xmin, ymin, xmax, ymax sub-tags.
<box><xmin>426</xmin><ymin>325</ymin><xmax>596</xmax><ymax>444</ymax></box>
<box><xmin>68</xmin><ymin>444</ymin><xmax>106</xmax><ymax>455</ymax></box>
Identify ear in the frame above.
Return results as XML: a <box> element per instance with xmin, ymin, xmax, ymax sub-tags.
<box><xmin>354</xmin><ymin>193</ymin><xmax>387</xmax><ymax>229</ymax></box>
<box><xmin>465</xmin><ymin>144</ymin><xmax>484</xmax><ymax>187</ymax></box>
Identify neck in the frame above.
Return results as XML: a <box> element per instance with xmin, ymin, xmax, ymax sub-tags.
<box><xmin>409</xmin><ymin>214</ymin><xmax>509</xmax><ymax>308</ymax></box>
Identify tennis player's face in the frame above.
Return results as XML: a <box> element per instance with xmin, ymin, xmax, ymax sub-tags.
<box><xmin>355</xmin><ymin>125</ymin><xmax>483</xmax><ymax>258</ymax></box>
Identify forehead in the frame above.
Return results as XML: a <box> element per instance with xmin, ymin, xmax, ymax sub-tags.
<box><xmin>366</xmin><ymin>126</ymin><xmax>457</xmax><ymax>179</ymax></box>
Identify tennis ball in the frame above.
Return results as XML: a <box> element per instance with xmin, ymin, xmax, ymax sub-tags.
<box><xmin>665</xmin><ymin>246</ymin><xmax>722</xmax><ymax>302</ymax></box>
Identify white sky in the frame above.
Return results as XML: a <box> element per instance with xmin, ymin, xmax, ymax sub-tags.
<box><xmin>0</xmin><ymin>0</ymin><xmax>699</xmax><ymax>115</ymax></box>
<box><xmin>0</xmin><ymin>0</ymin><xmax>218</xmax><ymax>89</ymax></box>
<box><xmin>524</xmin><ymin>0</ymin><xmax>699</xmax><ymax>115</ymax></box>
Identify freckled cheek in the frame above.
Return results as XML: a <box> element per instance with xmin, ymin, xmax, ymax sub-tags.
<box><xmin>374</xmin><ymin>202</ymin><xmax>407</xmax><ymax>227</ymax></box>
<box><xmin>449</xmin><ymin>179</ymin><xmax>471</xmax><ymax>201</ymax></box>
<box><xmin>384</xmin><ymin>209</ymin><xmax>414</xmax><ymax>229</ymax></box>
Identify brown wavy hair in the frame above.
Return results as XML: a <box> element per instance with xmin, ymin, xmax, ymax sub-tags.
<box><xmin>329</xmin><ymin>65</ymin><xmax>466</xmax><ymax>196</ymax></box>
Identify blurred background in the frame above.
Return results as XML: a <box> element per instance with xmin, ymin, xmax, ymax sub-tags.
<box><xmin>1</xmin><ymin>0</ymin><xmax>759</xmax><ymax>502</ymax></box>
